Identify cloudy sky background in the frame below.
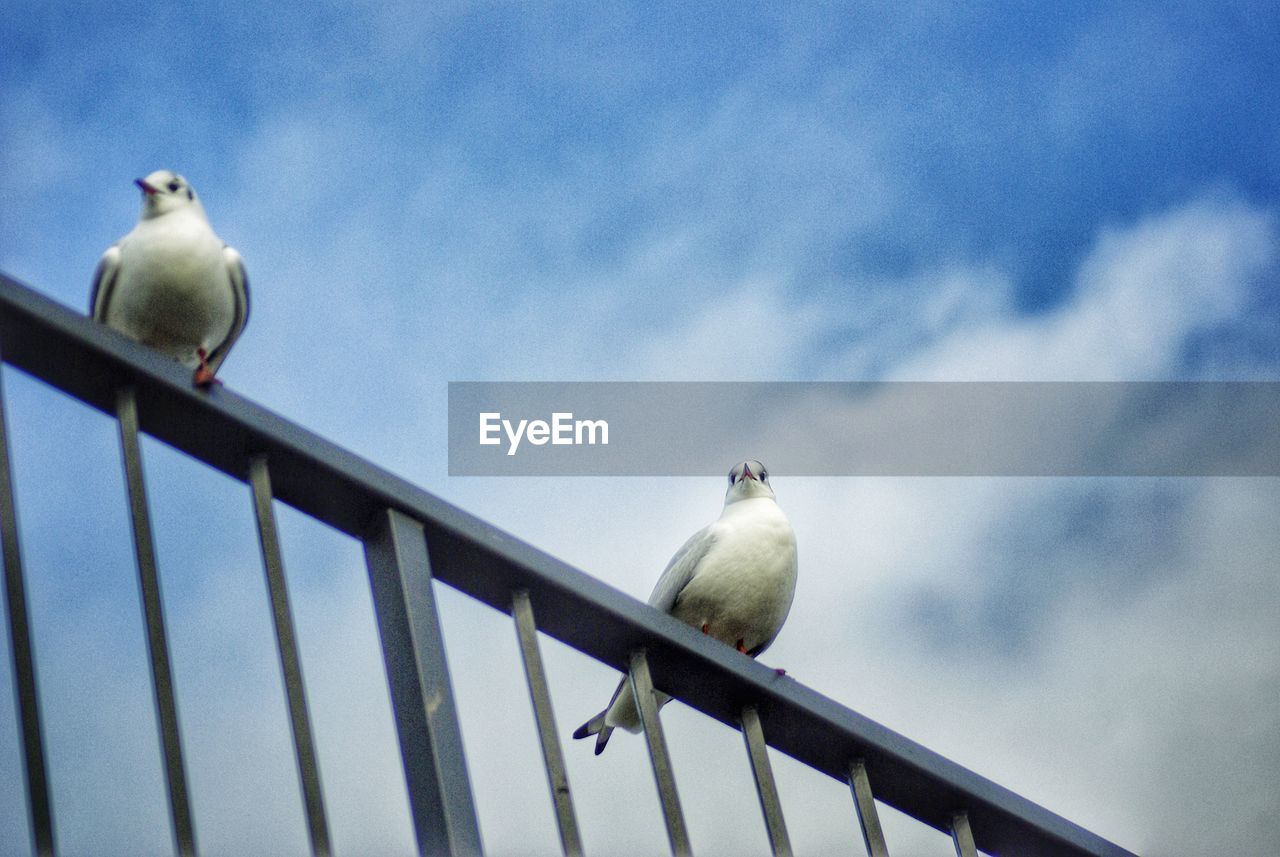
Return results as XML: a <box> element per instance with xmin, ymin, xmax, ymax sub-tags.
<box><xmin>2</xmin><ymin>2</ymin><xmax>1279</xmax><ymax>855</ymax></box>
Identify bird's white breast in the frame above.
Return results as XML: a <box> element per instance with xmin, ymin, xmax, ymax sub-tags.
<box><xmin>672</xmin><ymin>498</ymin><xmax>798</xmax><ymax>650</ymax></box>
<box><xmin>106</xmin><ymin>212</ymin><xmax>236</xmax><ymax>367</ymax></box>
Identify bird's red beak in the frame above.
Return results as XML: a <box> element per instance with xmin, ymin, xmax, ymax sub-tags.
<box><xmin>135</xmin><ymin>178</ymin><xmax>158</xmax><ymax>195</ymax></box>
<box><xmin>741</xmin><ymin>463</ymin><xmax>756</xmax><ymax>481</ymax></box>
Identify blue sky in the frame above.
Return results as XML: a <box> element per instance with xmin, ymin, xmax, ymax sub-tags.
<box><xmin>2</xmin><ymin>2</ymin><xmax>1279</xmax><ymax>855</ymax></box>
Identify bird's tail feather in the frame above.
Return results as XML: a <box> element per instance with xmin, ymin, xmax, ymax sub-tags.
<box><xmin>572</xmin><ymin>711</ymin><xmax>615</xmax><ymax>755</ymax></box>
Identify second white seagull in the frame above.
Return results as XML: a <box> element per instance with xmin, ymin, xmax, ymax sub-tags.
<box><xmin>573</xmin><ymin>460</ymin><xmax>798</xmax><ymax>754</ymax></box>
<box><xmin>91</xmin><ymin>170</ymin><xmax>249</xmax><ymax>386</ymax></box>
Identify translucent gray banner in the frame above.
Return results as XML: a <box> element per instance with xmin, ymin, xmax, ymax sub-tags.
<box><xmin>447</xmin><ymin>382</ymin><xmax>1280</xmax><ymax>476</ymax></box>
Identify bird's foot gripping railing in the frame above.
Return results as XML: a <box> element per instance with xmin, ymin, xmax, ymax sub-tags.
<box><xmin>0</xmin><ymin>271</ymin><xmax>1135</xmax><ymax>857</ymax></box>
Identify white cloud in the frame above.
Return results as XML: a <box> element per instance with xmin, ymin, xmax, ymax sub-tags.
<box><xmin>888</xmin><ymin>194</ymin><xmax>1276</xmax><ymax>381</ymax></box>
<box><xmin>437</xmin><ymin>193</ymin><xmax>1279</xmax><ymax>855</ymax></box>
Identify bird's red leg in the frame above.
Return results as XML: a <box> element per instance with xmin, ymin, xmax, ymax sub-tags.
<box><xmin>736</xmin><ymin>639</ymin><xmax>747</xmax><ymax>654</ymax></box>
<box><xmin>193</xmin><ymin>348</ymin><xmax>221</xmax><ymax>387</ymax></box>
<box><xmin>701</xmin><ymin>623</ymin><xmax>709</xmax><ymax>635</ymax></box>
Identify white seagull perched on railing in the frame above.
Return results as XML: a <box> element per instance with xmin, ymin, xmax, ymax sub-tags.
<box><xmin>91</xmin><ymin>170</ymin><xmax>249</xmax><ymax>386</ymax></box>
<box><xmin>574</xmin><ymin>460</ymin><xmax>798</xmax><ymax>755</ymax></box>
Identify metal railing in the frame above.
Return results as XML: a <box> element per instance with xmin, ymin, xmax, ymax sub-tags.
<box><xmin>0</xmin><ymin>270</ymin><xmax>1137</xmax><ymax>857</ymax></box>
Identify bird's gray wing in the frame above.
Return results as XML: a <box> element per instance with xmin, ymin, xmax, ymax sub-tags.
<box><xmin>89</xmin><ymin>246</ymin><xmax>122</xmax><ymax>321</ymax></box>
<box><xmin>206</xmin><ymin>246</ymin><xmax>249</xmax><ymax>374</ymax></box>
<box><xmin>646</xmin><ymin>524</ymin><xmax>717</xmax><ymax>614</ymax></box>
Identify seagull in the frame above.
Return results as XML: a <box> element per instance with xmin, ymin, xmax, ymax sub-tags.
<box><xmin>573</xmin><ymin>460</ymin><xmax>798</xmax><ymax>755</ymax></box>
<box><xmin>91</xmin><ymin>170</ymin><xmax>249</xmax><ymax>386</ymax></box>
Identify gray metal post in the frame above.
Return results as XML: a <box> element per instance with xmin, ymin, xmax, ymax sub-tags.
<box><xmin>249</xmin><ymin>455</ymin><xmax>331</xmax><ymax>856</ymax></box>
<box><xmin>849</xmin><ymin>759</ymin><xmax>890</xmax><ymax>857</ymax></box>
<box><xmin>511</xmin><ymin>590</ymin><xmax>582</xmax><ymax>857</ymax></box>
<box><xmin>740</xmin><ymin>705</ymin><xmax>792</xmax><ymax>857</ymax></box>
<box><xmin>629</xmin><ymin>650</ymin><xmax>692</xmax><ymax>857</ymax></box>
<box><xmin>116</xmin><ymin>386</ymin><xmax>197</xmax><ymax>856</ymax></box>
<box><xmin>0</xmin><ymin>351</ymin><xmax>54</xmax><ymax>856</ymax></box>
<box><xmin>363</xmin><ymin>507</ymin><xmax>483</xmax><ymax>856</ymax></box>
<box><xmin>952</xmin><ymin>812</ymin><xmax>978</xmax><ymax>857</ymax></box>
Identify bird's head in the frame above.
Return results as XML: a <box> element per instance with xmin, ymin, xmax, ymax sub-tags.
<box><xmin>135</xmin><ymin>170</ymin><xmax>203</xmax><ymax>219</ymax></box>
<box><xmin>725</xmin><ymin>459</ymin><xmax>776</xmax><ymax>504</ymax></box>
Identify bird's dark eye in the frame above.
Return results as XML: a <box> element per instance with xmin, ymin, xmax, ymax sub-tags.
<box><xmin>167</xmin><ymin>181</ymin><xmax>181</xmax><ymax>193</ymax></box>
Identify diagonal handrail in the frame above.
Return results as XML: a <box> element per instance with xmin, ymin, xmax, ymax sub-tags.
<box><xmin>0</xmin><ymin>270</ymin><xmax>1137</xmax><ymax>857</ymax></box>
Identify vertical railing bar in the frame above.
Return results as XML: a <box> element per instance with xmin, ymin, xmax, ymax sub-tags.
<box><xmin>248</xmin><ymin>455</ymin><xmax>331</xmax><ymax>857</ymax></box>
<box><xmin>951</xmin><ymin>811</ymin><xmax>978</xmax><ymax>857</ymax></box>
<box><xmin>362</xmin><ymin>507</ymin><xmax>483</xmax><ymax>856</ymax></box>
<box><xmin>849</xmin><ymin>759</ymin><xmax>890</xmax><ymax>857</ymax></box>
<box><xmin>115</xmin><ymin>386</ymin><xmax>197</xmax><ymax>856</ymax></box>
<box><xmin>740</xmin><ymin>705</ymin><xmax>793</xmax><ymax>857</ymax></box>
<box><xmin>628</xmin><ymin>650</ymin><xmax>692</xmax><ymax>857</ymax></box>
<box><xmin>511</xmin><ymin>590</ymin><xmax>583</xmax><ymax>857</ymax></box>
<box><xmin>0</xmin><ymin>354</ymin><xmax>55</xmax><ymax>856</ymax></box>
